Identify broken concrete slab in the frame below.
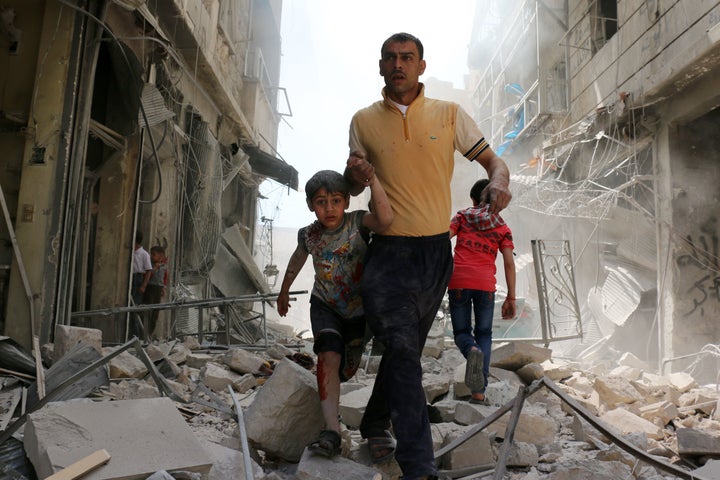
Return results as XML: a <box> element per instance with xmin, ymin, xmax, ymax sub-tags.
<box><xmin>185</xmin><ymin>353</ymin><xmax>214</xmax><ymax>369</ymax></box>
<box><xmin>224</xmin><ymin>348</ymin><xmax>267</xmax><ymax>375</ymax></box>
<box><xmin>339</xmin><ymin>384</ymin><xmax>373</xmax><ymax>429</ymax></box>
<box><xmin>203</xmin><ymin>440</ymin><xmax>264</xmax><ymax>480</ymax></box>
<box><xmin>490</xmin><ymin>342</ymin><xmax>552</xmax><ymax>371</ymax></box>
<box><xmin>439</xmin><ymin>426</ymin><xmax>494</xmax><ymax>470</ymax></box>
<box><xmin>693</xmin><ymin>459</ymin><xmax>720</xmax><ymax>477</ymax></box>
<box><xmin>26</xmin><ymin>343</ymin><xmax>109</xmax><ymax>410</ymax></box>
<box><xmin>516</xmin><ymin>362</ymin><xmax>545</xmax><ymax>384</ymax></box>
<box><xmin>638</xmin><ymin>400</ymin><xmax>678</xmax><ymax>426</ymax></box>
<box><xmin>102</xmin><ymin>346</ymin><xmax>147</xmax><ymax>379</ymax></box>
<box><xmin>53</xmin><ymin>325</ymin><xmax>102</xmax><ymax>362</ymax></box>
<box><xmin>423</xmin><ymin>373</ymin><xmax>450</xmax><ymax>403</ymax></box>
<box><xmin>266</xmin><ymin>342</ymin><xmax>294</xmax><ymax>360</ymax></box>
<box><xmin>453</xmin><ymin>402</ymin><xmax>558</xmax><ymax>445</ymax></box>
<box><xmin>244</xmin><ymin>358</ymin><xmax>323</xmax><ymax>462</ymax></box>
<box><xmin>599</xmin><ymin>408</ymin><xmax>663</xmax><ymax>440</ymax></box>
<box><xmin>24</xmin><ymin>397</ymin><xmax>213</xmax><ymax>479</ymax></box>
<box><xmin>593</xmin><ymin>375</ymin><xmax>645</xmax><ymax>407</ymax></box>
<box><xmin>295</xmin><ymin>447</ymin><xmax>382</xmax><ymax>480</ymax></box>
<box><xmin>677</xmin><ymin>427</ymin><xmax>720</xmax><ymax>457</ymax></box>
<box><xmin>200</xmin><ymin>361</ymin><xmax>248</xmax><ymax>393</ymax></box>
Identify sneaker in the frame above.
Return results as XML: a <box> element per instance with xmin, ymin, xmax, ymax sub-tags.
<box><xmin>464</xmin><ymin>348</ymin><xmax>485</xmax><ymax>391</ymax></box>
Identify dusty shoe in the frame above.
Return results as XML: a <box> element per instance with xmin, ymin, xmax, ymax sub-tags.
<box><xmin>464</xmin><ymin>348</ymin><xmax>485</xmax><ymax>392</ymax></box>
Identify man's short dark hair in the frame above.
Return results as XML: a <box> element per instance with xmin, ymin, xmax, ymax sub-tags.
<box><xmin>150</xmin><ymin>245</ymin><xmax>165</xmax><ymax>255</ymax></box>
<box><xmin>381</xmin><ymin>32</ymin><xmax>424</xmax><ymax>59</ymax></box>
<box><xmin>470</xmin><ymin>179</ymin><xmax>490</xmax><ymax>205</ymax></box>
<box><xmin>305</xmin><ymin>170</ymin><xmax>350</xmax><ymax>203</ymax></box>
<box><xmin>135</xmin><ymin>231</ymin><xmax>143</xmax><ymax>244</ymax></box>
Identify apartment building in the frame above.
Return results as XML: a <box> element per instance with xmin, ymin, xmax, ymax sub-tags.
<box><xmin>0</xmin><ymin>0</ymin><xmax>297</xmax><ymax>349</ymax></box>
<box><xmin>469</xmin><ymin>0</ymin><xmax>720</xmax><ymax>381</ymax></box>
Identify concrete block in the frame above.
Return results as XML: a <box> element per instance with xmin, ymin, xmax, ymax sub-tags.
<box><xmin>224</xmin><ymin>348</ymin><xmax>266</xmax><ymax>375</ymax></box>
<box><xmin>638</xmin><ymin>400</ymin><xmax>678</xmax><ymax>425</ymax></box>
<box><xmin>506</xmin><ymin>441</ymin><xmax>539</xmax><ymax>467</ymax></box>
<box><xmin>204</xmin><ymin>440</ymin><xmax>264</xmax><ymax>480</ymax></box>
<box><xmin>339</xmin><ymin>385</ymin><xmax>373</xmax><ymax>429</ymax></box>
<box><xmin>440</xmin><ymin>427</ymin><xmax>494</xmax><ymax>470</ymax></box>
<box><xmin>244</xmin><ymin>358</ymin><xmax>323</xmax><ymax>462</ymax></box>
<box><xmin>200</xmin><ymin>361</ymin><xmax>246</xmax><ymax>393</ymax></box>
<box><xmin>540</xmin><ymin>359</ymin><xmax>574</xmax><ymax>381</ymax></box>
<box><xmin>454</xmin><ymin>402</ymin><xmax>558</xmax><ymax>445</ymax></box>
<box><xmin>693</xmin><ymin>459</ymin><xmax>720</xmax><ymax>477</ymax></box>
<box><xmin>422</xmin><ymin>336</ymin><xmax>444</xmax><ymax>358</ymax></box>
<box><xmin>24</xmin><ymin>398</ymin><xmax>213</xmax><ymax>480</ymax></box>
<box><xmin>266</xmin><ymin>342</ymin><xmax>294</xmax><ymax>360</ymax></box>
<box><xmin>54</xmin><ymin>325</ymin><xmax>102</xmax><ymax>362</ymax></box>
<box><xmin>668</xmin><ymin>372</ymin><xmax>697</xmax><ymax>393</ymax></box>
<box><xmin>295</xmin><ymin>447</ymin><xmax>382</xmax><ymax>480</ymax></box>
<box><xmin>593</xmin><ymin>375</ymin><xmax>644</xmax><ymax>407</ymax></box>
<box><xmin>599</xmin><ymin>408</ymin><xmax>663</xmax><ymax>440</ymax></box>
<box><xmin>103</xmin><ymin>347</ymin><xmax>147</xmax><ymax>379</ymax></box>
<box><xmin>423</xmin><ymin>373</ymin><xmax>450</xmax><ymax>403</ymax></box>
<box><xmin>490</xmin><ymin>342</ymin><xmax>551</xmax><ymax>371</ymax></box>
<box><xmin>185</xmin><ymin>353</ymin><xmax>214</xmax><ymax>369</ymax></box>
<box><xmin>677</xmin><ymin>428</ymin><xmax>720</xmax><ymax>457</ymax></box>
<box><xmin>516</xmin><ymin>363</ymin><xmax>544</xmax><ymax>384</ymax></box>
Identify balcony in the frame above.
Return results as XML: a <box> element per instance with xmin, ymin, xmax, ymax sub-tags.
<box><xmin>469</xmin><ymin>0</ymin><xmax>568</xmax><ymax>156</ymax></box>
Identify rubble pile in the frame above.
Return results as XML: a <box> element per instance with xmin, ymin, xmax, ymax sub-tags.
<box><xmin>1</xmin><ymin>324</ymin><xmax>720</xmax><ymax>479</ymax></box>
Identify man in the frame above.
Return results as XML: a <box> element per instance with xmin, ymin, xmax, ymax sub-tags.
<box><xmin>131</xmin><ymin>231</ymin><xmax>152</xmax><ymax>339</ymax></box>
<box><xmin>344</xmin><ymin>32</ymin><xmax>512</xmax><ymax>480</ymax></box>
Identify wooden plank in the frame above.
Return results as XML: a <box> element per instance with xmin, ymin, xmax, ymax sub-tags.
<box><xmin>45</xmin><ymin>449</ymin><xmax>111</xmax><ymax>480</ymax></box>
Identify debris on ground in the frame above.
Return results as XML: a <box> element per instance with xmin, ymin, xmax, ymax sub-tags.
<box><xmin>0</xmin><ymin>322</ymin><xmax>719</xmax><ymax>480</ymax></box>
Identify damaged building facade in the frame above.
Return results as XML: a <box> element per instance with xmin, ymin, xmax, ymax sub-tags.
<box><xmin>468</xmin><ymin>0</ymin><xmax>720</xmax><ymax>382</ymax></box>
<box><xmin>0</xmin><ymin>0</ymin><xmax>297</xmax><ymax>350</ymax></box>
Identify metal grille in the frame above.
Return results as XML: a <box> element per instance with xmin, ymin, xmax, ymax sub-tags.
<box><xmin>532</xmin><ymin>239</ymin><xmax>583</xmax><ymax>346</ymax></box>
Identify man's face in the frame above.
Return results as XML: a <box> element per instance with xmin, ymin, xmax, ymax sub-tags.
<box><xmin>379</xmin><ymin>40</ymin><xmax>426</xmax><ymax>101</ymax></box>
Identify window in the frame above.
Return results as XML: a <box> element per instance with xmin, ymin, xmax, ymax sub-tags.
<box><xmin>591</xmin><ymin>0</ymin><xmax>618</xmax><ymax>52</ymax></box>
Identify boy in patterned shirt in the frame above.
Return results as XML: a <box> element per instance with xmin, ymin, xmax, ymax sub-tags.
<box><xmin>277</xmin><ymin>166</ymin><xmax>392</xmax><ymax>457</ymax></box>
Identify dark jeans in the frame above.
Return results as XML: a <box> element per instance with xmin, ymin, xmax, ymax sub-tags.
<box><xmin>143</xmin><ymin>284</ymin><xmax>164</xmax><ymax>339</ymax></box>
<box><xmin>131</xmin><ymin>273</ymin><xmax>144</xmax><ymax>306</ymax></box>
<box><xmin>448</xmin><ymin>289</ymin><xmax>495</xmax><ymax>393</ymax></box>
<box><xmin>359</xmin><ymin>233</ymin><xmax>452</xmax><ymax>479</ymax></box>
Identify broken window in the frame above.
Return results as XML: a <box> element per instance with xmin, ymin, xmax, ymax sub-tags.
<box><xmin>591</xmin><ymin>0</ymin><xmax>618</xmax><ymax>53</ymax></box>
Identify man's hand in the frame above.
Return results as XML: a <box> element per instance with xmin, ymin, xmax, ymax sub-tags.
<box><xmin>480</xmin><ymin>179</ymin><xmax>512</xmax><ymax>214</ymax></box>
<box><xmin>346</xmin><ymin>151</ymin><xmax>375</xmax><ymax>188</ymax></box>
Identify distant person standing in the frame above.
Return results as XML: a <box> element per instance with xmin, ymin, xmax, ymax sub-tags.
<box><xmin>344</xmin><ymin>32</ymin><xmax>512</xmax><ymax>479</ymax></box>
<box><xmin>132</xmin><ymin>231</ymin><xmax>152</xmax><ymax>305</ymax></box>
<box><xmin>142</xmin><ymin>245</ymin><xmax>168</xmax><ymax>342</ymax></box>
<box><xmin>277</xmin><ymin>169</ymin><xmax>392</xmax><ymax>458</ymax></box>
<box><xmin>131</xmin><ymin>231</ymin><xmax>152</xmax><ymax>339</ymax></box>
<box><xmin>448</xmin><ymin>178</ymin><xmax>516</xmax><ymax>405</ymax></box>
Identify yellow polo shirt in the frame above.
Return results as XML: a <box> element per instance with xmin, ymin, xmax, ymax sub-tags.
<box><xmin>349</xmin><ymin>85</ymin><xmax>490</xmax><ymax>236</ymax></box>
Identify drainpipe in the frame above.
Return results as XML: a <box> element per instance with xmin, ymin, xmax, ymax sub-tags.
<box><xmin>53</xmin><ymin>0</ymin><xmax>108</xmax><ymax>340</ymax></box>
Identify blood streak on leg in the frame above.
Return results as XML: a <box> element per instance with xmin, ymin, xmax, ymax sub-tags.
<box><xmin>317</xmin><ymin>355</ymin><xmax>329</xmax><ymax>400</ymax></box>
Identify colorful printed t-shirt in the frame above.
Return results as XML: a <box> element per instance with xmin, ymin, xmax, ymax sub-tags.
<box><xmin>299</xmin><ymin>210</ymin><xmax>368</xmax><ymax>318</ymax></box>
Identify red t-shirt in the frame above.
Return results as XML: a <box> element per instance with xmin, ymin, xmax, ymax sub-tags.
<box><xmin>448</xmin><ymin>205</ymin><xmax>514</xmax><ymax>291</ymax></box>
